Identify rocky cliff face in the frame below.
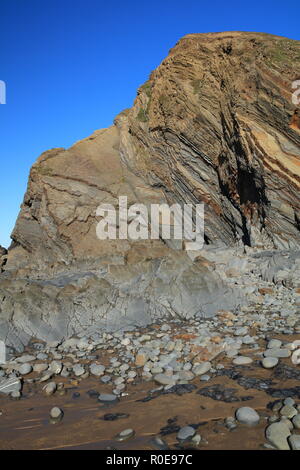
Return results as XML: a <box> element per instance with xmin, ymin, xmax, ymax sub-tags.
<box><xmin>1</xmin><ymin>32</ymin><xmax>300</xmax><ymax>350</ymax></box>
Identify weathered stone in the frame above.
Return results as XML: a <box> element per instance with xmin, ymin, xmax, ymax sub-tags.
<box><xmin>266</xmin><ymin>422</ymin><xmax>291</xmax><ymax>450</ymax></box>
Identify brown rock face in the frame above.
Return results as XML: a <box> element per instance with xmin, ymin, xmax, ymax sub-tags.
<box><xmin>117</xmin><ymin>31</ymin><xmax>300</xmax><ymax>249</ymax></box>
<box><xmin>1</xmin><ymin>32</ymin><xmax>300</xmax><ymax>349</ymax></box>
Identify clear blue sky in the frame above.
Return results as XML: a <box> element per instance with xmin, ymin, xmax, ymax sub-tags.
<box><xmin>0</xmin><ymin>0</ymin><xmax>299</xmax><ymax>248</ymax></box>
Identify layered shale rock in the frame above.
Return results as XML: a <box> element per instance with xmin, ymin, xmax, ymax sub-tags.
<box><xmin>1</xmin><ymin>32</ymin><xmax>299</xmax><ymax>349</ymax></box>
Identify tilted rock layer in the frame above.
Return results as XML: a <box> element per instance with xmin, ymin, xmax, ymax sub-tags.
<box><xmin>1</xmin><ymin>32</ymin><xmax>300</xmax><ymax>349</ymax></box>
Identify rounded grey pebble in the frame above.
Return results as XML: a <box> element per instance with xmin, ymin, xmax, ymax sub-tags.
<box><xmin>235</xmin><ymin>407</ymin><xmax>260</xmax><ymax>426</ymax></box>
<box><xmin>177</xmin><ymin>425</ymin><xmax>196</xmax><ymax>441</ymax></box>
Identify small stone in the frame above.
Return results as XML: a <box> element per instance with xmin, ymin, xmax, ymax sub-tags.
<box><xmin>49</xmin><ymin>361</ymin><xmax>62</xmax><ymax>374</ymax></box>
<box><xmin>200</xmin><ymin>374</ymin><xmax>211</xmax><ymax>381</ymax></box>
<box><xmin>232</xmin><ymin>356</ymin><xmax>253</xmax><ymax>365</ymax></box>
<box><xmin>50</xmin><ymin>407</ymin><xmax>63</xmax><ymax>422</ymax></box>
<box><xmin>17</xmin><ymin>355</ymin><xmax>36</xmax><ymax>363</ymax></box>
<box><xmin>100</xmin><ymin>375</ymin><xmax>111</xmax><ymax>384</ymax></box>
<box><xmin>10</xmin><ymin>391</ymin><xmax>21</xmax><ymax>399</ymax></box>
<box><xmin>154</xmin><ymin>374</ymin><xmax>177</xmax><ymax>386</ymax></box>
<box><xmin>98</xmin><ymin>393</ymin><xmax>119</xmax><ymax>404</ymax></box>
<box><xmin>283</xmin><ymin>397</ymin><xmax>295</xmax><ymax>406</ymax></box>
<box><xmin>292</xmin><ymin>414</ymin><xmax>300</xmax><ymax>429</ymax></box>
<box><xmin>234</xmin><ymin>327</ymin><xmax>248</xmax><ymax>336</ymax></box>
<box><xmin>177</xmin><ymin>426</ymin><xmax>196</xmax><ymax>441</ymax></box>
<box><xmin>33</xmin><ymin>363</ymin><xmax>48</xmax><ymax>373</ymax></box>
<box><xmin>115</xmin><ymin>428</ymin><xmax>135</xmax><ymax>441</ymax></box>
<box><xmin>280</xmin><ymin>405</ymin><xmax>298</xmax><ymax>419</ymax></box>
<box><xmin>267</xmin><ymin>339</ymin><xmax>282</xmax><ymax>349</ymax></box>
<box><xmin>149</xmin><ymin>436</ymin><xmax>168</xmax><ymax>450</ymax></box>
<box><xmin>266</xmin><ymin>422</ymin><xmax>291</xmax><ymax>450</ymax></box>
<box><xmin>279</xmin><ymin>417</ymin><xmax>293</xmax><ymax>431</ymax></box>
<box><xmin>39</xmin><ymin>372</ymin><xmax>53</xmax><ymax>382</ymax></box>
<box><xmin>37</xmin><ymin>353</ymin><xmax>48</xmax><ymax>360</ymax></box>
<box><xmin>235</xmin><ymin>407</ymin><xmax>260</xmax><ymax>426</ymax></box>
<box><xmin>127</xmin><ymin>371</ymin><xmax>137</xmax><ymax>379</ymax></box>
<box><xmin>192</xmin><ymin>362</ymin><xmax>211</xmax><ymax>376</ymax></box>
<box><xmin>73</xmin><ymin>364</ymin><xmax>85</xmax><ymax>377</ymax></box>
<box><xmin>43</xmin><ymin>382</ymin><xmax>57</xmax><ymax>396</ymax></box>
<box><xmin>90</xmin><ymin>364</ymin><xmax>105</xmax><ymax>376</ymax></box>
<box><xmin>191</xmin><ymin>434</ymin><xmax>201</xmax><ymax>445</ymax></box>
<box><xmin>135</xmin><ymin>353</ymin><xmax>147</xmax><ymax>367</ymax></box>
<box><xmin>263</xmin><ymin>348</ymin><xmax>291</xmax><ymax>358</ymax></box>
<box><xmin>0</xmin><ymin>376</ymin><xmax>22</xmax><ymax>395</ymax></box>
<box><xmin>288</xmin><ymin>435</ymin><xmax>300</xmax><ymax>450</ymax></box>
<box><xmin>18</xmin><ymin>363</ymin><xmax>33</xmax><ymax>375</ymax></box>
<box><xmin>262</xmin><ymin>357</ymin><xmax>279</xmax><ymax>369</ymax></box>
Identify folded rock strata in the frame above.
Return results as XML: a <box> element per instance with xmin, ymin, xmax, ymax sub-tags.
<box><xmin>0</xmin><ymin>32</ymin><xmax>299</xmax><ymax>349</ymax></box>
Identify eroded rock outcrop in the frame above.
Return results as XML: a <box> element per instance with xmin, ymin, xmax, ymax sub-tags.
<box><xmin>1</xmin><ymin>32</ymin><xmax>299</xmax><ymax>349</ymax></box>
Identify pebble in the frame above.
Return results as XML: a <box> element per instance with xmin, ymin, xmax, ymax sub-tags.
<box><xmin>192</xmin><ymin>362</ymin><xmax>211</xmax><ymax>376</ymax></box>
<box><xmin>135</xmin><ymin>353</ymin><xmax>147</xmax><ymax>367</ymax></box>
<box><xmin>115</xmin><ymin>429</ymin><xmax>135</xmax><ymax>441</ymax></box>
<box><xmin>90</xmin><ymin>364</ymin><xmax>105</xmax><ymax>376</ymax></box>
<box><xmin>98</xmin><ymin>393</ymin><xmax>119</xmax><ymax>403</ymax></box>
<box><xmin>10</xmin><ymin>391</ymin><xmax>21</xmax><ymax>399</ymax></box>
<box><xmin>263</xmin><ymin>348</ymin><xmax>291</xmax><ymax>358</ymax></box>
<box><xmin>234</xmin><ymin>327</ymin><xmax>248</xmax><ymax>336</ymax></box>
<box><xmin>200</xmin><ymin>374</ymin><xmax>211</xmax><ymax>381</ymax></box>
<box><xmin>235</xmin><ymin>407</ymin><xmax>260</xmax><ymax>426</ymax></box>
<box><xmin>17</xmin><ymin>355</ymin><xmax>36</xmax><ymax>363</ymax></box>
<box><xmin>43</xmin><ymin>382</ymin><xmax>57</xmax><ymax>396</ymax></box>
<box><xmin>50</xmin><ymin>407</ymin><xmax>63</xmax><ymax>421</ymax></box>
<box><xmin>283</xmin><ymin>397</ymin><xmax>295</xmax><ymax>406</ymax></box>
<box><xmin>149</xmin><ymin>436</ymin><xmax>169</xmax><ymax>450</ymax></box>
<box><xmin>261</xmin><ymin>357</ymin><xmax>278</xmax><ymax>369</ymax></box>
<box><xmin>33</xmin><ymin>363</ymin><xmax>48</xmax><ymax>373</ymax></box>
<box><xmin>177</xmin><ymin>426</ymin><xmax>196</xmax><ymax>441</ymax></box>
<box><xmin>266</xmin><ymin>422</ymin><xmax>291</xmax><ymax>450</ymax></box>
<box><xmin>280</xmin><ymin>404</ymin><xmax>298</xmax><ymax>419</ymax></box>
<box><xmin>100</xmin><ymin>375</ymin><xmax>111</xmax><ymax>384</ymax></box>
<box><xmin>154</xmin><ymin>374</ymin><xmax>177</xmax><ymax>386</ymax></box>
<box><xmin>73</xmin><ymin>364</ymin><xmax>85</xmax><ymax>377</ymax></box>
<box><xmin>232</xmin><ymin>356</ymin><xmax>253</xmax><ymax>365</ymax></box>
<box><xmin>288</xmin><ymin>435</ymin><xmax>300</xmax><ymax>450</ymax></box>
<box><xmin>267</xmin><ymin>339</ymin><xmax>282</xmax><ymax>349</ymax></box>
<box><xmin>292</xmin><ymin>414</ymin><xmax>300</xmax><ymax>429</ymax></box>
<box><xmin>18</xmin><ymin>363</ymin><xmax>33</xmax><ymax>375</ymax></box>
